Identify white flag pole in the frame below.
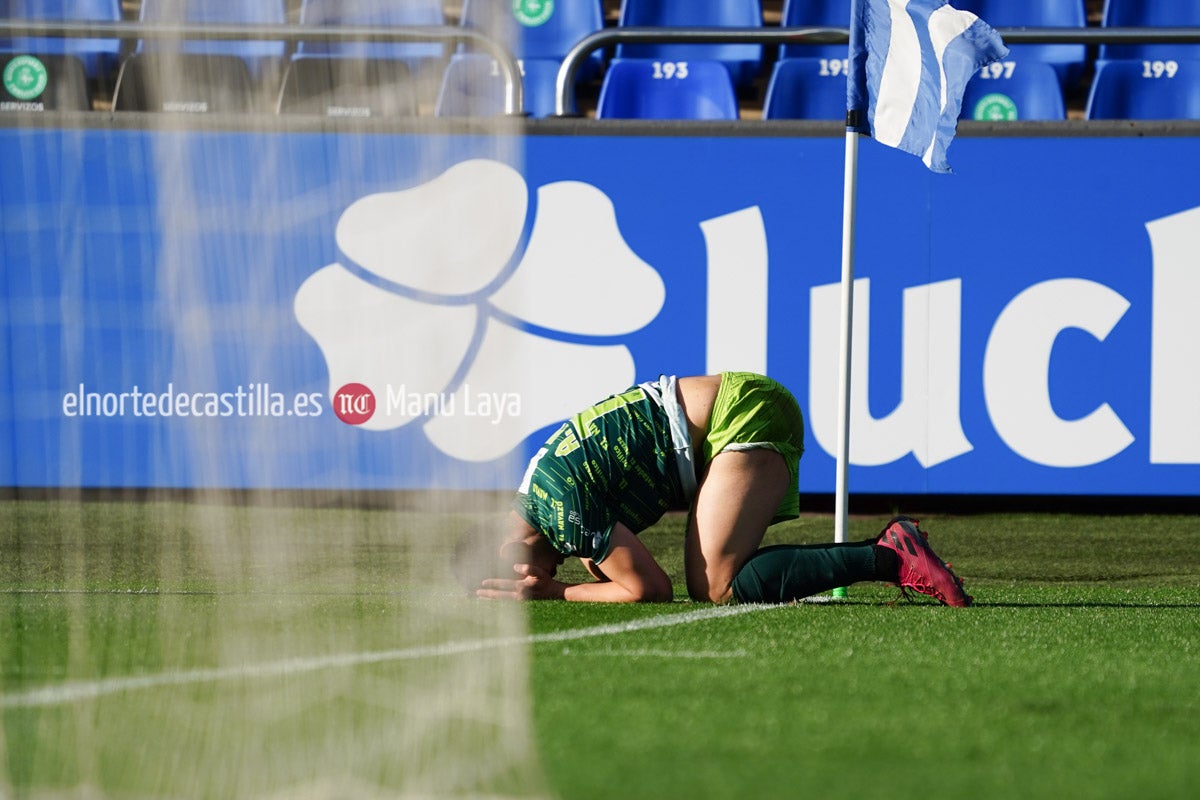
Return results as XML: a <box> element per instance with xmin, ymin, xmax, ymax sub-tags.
<box><xmin>834</xmin><ymin>0</ymin><xmax>870</xmax><ymax>599</ymax></box>
<box><xmin>832</xmin><ymin>124</ymin><xmax>860</xmax><ymax>599</ymax></box>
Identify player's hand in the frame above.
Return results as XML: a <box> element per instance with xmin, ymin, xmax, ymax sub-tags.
<box><xmin>476</xmin><ymin>563</ymin><xmax>565</xmax><ymax>601</ymax></box>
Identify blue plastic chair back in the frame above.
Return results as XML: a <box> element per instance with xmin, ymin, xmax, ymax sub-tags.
<box><xmin>0</xmin><ymin>0</ymin><xmax>13</xmax><ymax>52</ymax></box>
<box><xmin>460</xmin><ymin>0</ymin><xmax>603</xmax><ymax>61</ymax></box>
<box><xmin>8</xmin><ymin>0</ymin><xmax>122</xmax><ymax>79</ymax></box>
<box><xmin>297</xmin><ymin>0</ymin><xmax>445</xmax><ymax>61</ymax></box>
<box><xmin>1086</xmin><ymin>58</ymin><xmax>1200</xmax><ymax>120</ymax></box>
<box><xmin>112</xmin><ymin>49</ymin><xmax>256</xmax><ymax>112</ymax></box>
<box><xmin>0</xmin><ymin>51</ymin><xmax>91</xmax><ymax>109</ymax></box>
<box><xmin>953</xmin><ymin>0</ymin><xmax>1087</xmax><ymax>87</ymax></box>
<box><xmin>960</xmin><ymin>60</ymin><xmax>1065</xmax><ymax>120</ymax></box>
<box><xmin>596</xmin><ymin>57</ymin><xmax>738</xmax><ymax>120</ymax></box>
<box><xmin>435</xmin><ymin>53</ymin><xmax>558</xmax><ymax>118</ymax></box>
<box><xmin>762</xmin><ymin>57</ymin><xmax>846</xmax><ymax>120</ymax></box>
<box><xmin>459</xmin><ymin>0</ymin><xmax>603</xmax><ymax>84</ymax></box>
<box><xmin>435</xmin><ymin>53</ymin><xmax>504</xmax><ymax>117</ymax></box>
<box><xmin>780</xmin><ymin>0</ymin><xmax>852</xmax><ymax>60</ymax></box>
<box><xmin>1100</xmin><ymin>0</ymin><xmax>1200</xmax><ymax>61</ymax></box>
<box><xmin>515</xmin><ymin>57</ymin><xmax>560</xmax><ymax>118</ymax></box>
<box><xmin>616</xmin><ymin>0</ymin><xmax>763</xmax><ymax>87</ymax></box>
<box><xmin>276</xmin><ymin>52</ymin><xmax>418</xmax><ymax>116</ymax></box>
<box><xmin>138</xmin><ymin>1</ymin><xmax>287</xmax><ymax>77</ymax></box>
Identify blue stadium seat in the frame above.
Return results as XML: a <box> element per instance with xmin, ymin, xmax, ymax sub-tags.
<box><xmin>779</xmin><ymin>0</ymin><xmax>853</xmax><ymax>61</ymax></box>
<box><xmin>112</xmin><ymin>51</ymin><xmax>255</xmax><ymax>113</ymax></box>
<box><xmin>1086</xmin><ymin>58</ymin><xmax>1200</xmax><ymax>120</ymax></box>
<box><xmin>960</xmin><ymin>60</ymin><xmax>1065</xmax><ymax>121</ymax></box>
<box><xmin>296</xmin><ymin>0</ymin><xmax>445</xmax><ymax>64</ymax></box>
<box><xmin>459</xmin><ymin>0</ymin><xmax>603</xmax><ymax>67</ymax></box>
<box><xmin>953</xmin><ymin>0</ymin><xmax>1088</xmax><ymax>87</ymax></box>
<box><xmin>434</xmin><ymin>54</ymin><xmax>558</xmax><ymax>118</ymax></box>
<box><xmin>616</xmin><ymin>0</ymin><xmax>763</xmax><ymax>88</ymax></box>
<box><xmin>290</xmin><ymin>0</ymin><xmax>446</xmax><ymax>109</ymax></box>
<box><xmin>435</xmin><ymin>53</ymin><xmax>503</xmax><ymax>117</ymax></box>
<box><xmin>458</xmin><ymin>0</ymin><xmax>604</xmax><ymax>115</ymax></box>
<box><xmin>595</xmin><ymin>57</ymin><xmax>738</xmax><ymax>120</ymax></box>
<box><xmin>1100</xmin><ymin>1</ymin><xmax>1200</xmax><ymax>62</ymax></box>
<box><xmin>516</xmin><ymin>58</ymin><xmax>561</xmax><ymax>117</ymax></box>
<box><xmin>276</xmin><ymin>54</ymin><xmax>418</xmax><ymax>117</ymax></box>
<box><xmin>762</xmin><ymin>57</ymin><xmax>845</xmax><ymax>120</ymax></box>
<box><xmin>137</xmin><ymin>1</ymin><xmax>287</xmax><ymax>82</ymax></box>
<box><xmin>0</xmin><ymin>52</ymin><xmax>90</xmax><ymax>110</ymax></box>
<box><xmin>7</xmin><ymin>0</ymin><xmax>122</xmax><ymax>80</ymax></box>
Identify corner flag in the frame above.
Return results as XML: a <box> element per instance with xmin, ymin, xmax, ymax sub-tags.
<box><xmin>847</xmin><ymin>0</ymin><xmax>1009</xmax><ymax>172</ymax></box>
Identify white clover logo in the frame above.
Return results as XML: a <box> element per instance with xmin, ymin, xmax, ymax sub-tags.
<box><xmin>294</xmin><ymin>159</ymin><xmax>665</xmax><ymax>463</ymax></box>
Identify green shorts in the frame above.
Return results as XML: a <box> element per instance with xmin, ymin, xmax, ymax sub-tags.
<box><xmin>702</xmin><ymin>372</ymin><xmax>805</xmax><ymax>524</ymax></box>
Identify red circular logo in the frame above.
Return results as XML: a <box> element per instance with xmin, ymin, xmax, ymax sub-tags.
<box><xmin>333</xmin><ymin>383</ymin><xmax>376</xmax><ymax>425</ymax></box>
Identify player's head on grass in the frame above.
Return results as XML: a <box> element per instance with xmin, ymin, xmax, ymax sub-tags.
<box><xmin>452</xmin><ymin>512</ymin><xmax>564</xmax><ymax>595</ymax></box>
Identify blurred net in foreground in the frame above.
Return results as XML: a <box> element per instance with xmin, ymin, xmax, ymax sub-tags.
<box><xmin>0</xmin><ymin>7</ymin><xmax>548</xmax><ymax>796</ymax></box>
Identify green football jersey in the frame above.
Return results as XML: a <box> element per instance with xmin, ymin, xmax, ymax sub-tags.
<box><xmin>514</xmin><ymin>384</ymin><xmax>686</xmax><ymax>563</ymax></box>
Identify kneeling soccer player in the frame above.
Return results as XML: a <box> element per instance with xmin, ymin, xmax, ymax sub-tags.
<box><xmin>456</xmin><ymin>372</ymin><xmax>971</xmax><ymax>607</ymax></box>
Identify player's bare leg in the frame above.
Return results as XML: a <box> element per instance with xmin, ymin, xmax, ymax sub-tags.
<box><xmin>685</xmin><ymin>447</ymin><xmax>790</xmax><ymax>603</ymax></box>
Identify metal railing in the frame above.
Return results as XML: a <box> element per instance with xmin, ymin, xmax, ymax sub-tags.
<box><xmin>555</xmin><ymin>26</ymin><xmax>1200</xmax><ymax>117</ymax></box>
<box><xmin>0</xmin><ymin>18</ymin><xmax>524</xmax><ymax>115</ymax></box>
<box><xmin>6</xmin><ymin>20</ymin><xmax>1200</xmax><ymax>120</ymax></box>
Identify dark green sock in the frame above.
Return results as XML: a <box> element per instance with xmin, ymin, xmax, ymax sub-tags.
<box><xmin>731</xmin><ymin>541</ymin><xmax>888</xmax><ymax>603</ymax></box>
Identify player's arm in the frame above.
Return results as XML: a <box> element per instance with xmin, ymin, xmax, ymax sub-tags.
<box><xmin>478</xmin><ymin>523</ymin><xmax>672</xmax><ymax>603</ymax></box>
<box><xmin>560</xmin><ymin>524</ymin><xmax>673</xmax><ymax>602</ymax></box>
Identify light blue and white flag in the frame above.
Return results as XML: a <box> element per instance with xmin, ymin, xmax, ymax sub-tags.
<box><xmin>847</xmin><ymin>0</ymin><xmax>1009</xmax><ymax>172</ymax></box>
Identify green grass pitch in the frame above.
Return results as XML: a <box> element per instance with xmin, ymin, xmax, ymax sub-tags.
<box><xmin>2</xmin><ymin>499</ymin><xmax>1198</xmax><ymax>799</ymax></box>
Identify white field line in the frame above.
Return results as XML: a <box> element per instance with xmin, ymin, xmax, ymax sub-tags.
<box><xmin>0</xmin><ymin>603</ymin><xmax>784</xmax><ymax>709</ymax></box>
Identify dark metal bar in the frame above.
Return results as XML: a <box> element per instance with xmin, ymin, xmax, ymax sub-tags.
<box><xmin>995</xmin><ymin>26</ymin><xmax>1200</xmax><ymax>45</ymax></box>
<box><xmin>0</xmin><ymin>19</ymin><xmax>489</xmax><ymax>44</ymax></box>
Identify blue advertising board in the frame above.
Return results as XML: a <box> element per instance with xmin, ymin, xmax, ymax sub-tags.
<box><xmin>1</xmin><ymin>122</ymin><xmax>1198</xmax><ymax>495</ymax></box>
